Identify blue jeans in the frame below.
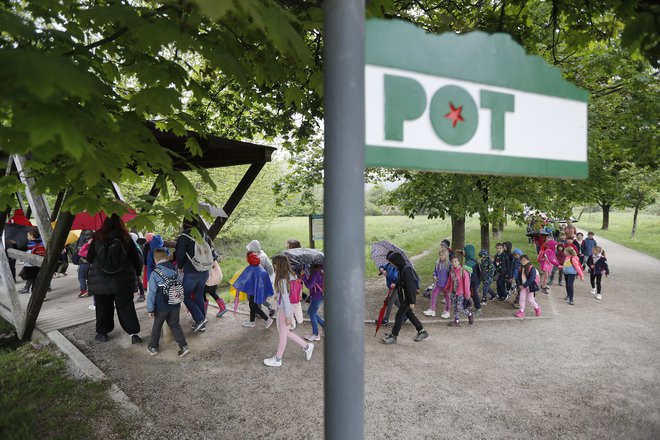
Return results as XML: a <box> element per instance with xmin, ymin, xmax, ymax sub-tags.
<box><xmin>77</xmin><ymin>263</ymin><xmax>90</xmax><ymax>291</ymax></box>
<box><xmin>564</xmin><ymin>273</ymin><xmax>576</xmax><ymax>302</ymax></box>
<box><xmin>308</xmin><ymin>297</ymin><xmax>325</xmax><ymax>335</ymax></box>
<box><xmin>183</xmin><ymin>270</ymin><xmax>209</xmax><ymax>323</ymax></box>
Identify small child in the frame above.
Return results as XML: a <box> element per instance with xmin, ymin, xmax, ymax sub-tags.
<box><xmin>548</xmin><ymin>243</ymin><xmax>566</xmax><ymax>286</ymax></box>
<box><xmin>562</xmin><ymin>247</ymin><xmax>584</xmax><ymax>305</ymax></box>
<box><xmin>302</xmin><ymin>264</ymin><xmax>324</xmax><ymax>341</ymax></box>
<box><xmin>581</xmin><ymin>232</ymin><xmax>597</xmax><ymax>264</ymax></box>
<box><xmin>538</xmin><ymin>240</ymin><xmax>560</xmax><ymax>293</ymax></box>
<box><xmin>240</xmin><ymin>252</ymin><xmax>275</xmax><ymax>329</ymax></box>
<box><xmin>263</xmin><ymin>254</ymin><xmax>314</xmax><ymax>367</ymax></box>
<box><xmin>20</xmin><ymin>228</ymin><xmax>46</xmax><ymax>294</ymax></box>
<box><xmin>515</xmin><ymin>255</ymin><xmax>541</xmax><ymax>318</ymax></box>
<box><xmin>493</xmin><ymin>243</ymin><xmax>510</xmax><ymax>300</ymax></box>
<box><xmin>423</xmin><ymin>248</ymin><xmax>450</xmax><ymax>318</ymax></box>
<box><xmin>443</xmin><ymin>255</ymin><xmax>474</xmax><ymax>327</ymax></box>
<box><xmin>586</xmin><ymin>246</ymin><xmax>609</xmax><ymax>301</ymax></box>
<box><xmin>377</xmin><ymin>256</ymin><xmax>399</xmax><ymax>325</ymax></box>
<box><xmin>478</xmin><ymin>249</ymin><xmax>496</xmax><ymax>304</ymax></box>
<box><xmin>147</xmin><ymin>249</ymin><xmax>190</xmax><ymax>357</ymax></box>
<box><xmin>510</xmin><ymin>248</ymin><xmax>523</xmax><ymax>308</ymax></box>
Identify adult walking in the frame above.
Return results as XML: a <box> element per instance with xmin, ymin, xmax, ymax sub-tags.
<box><xmin>87</xmin><ymin>214</ymin><xmax>143</xmax><ymax>343</ymax></box>
<box><xmin>176</xmin><ymin>219</ymin><xmax>213</xmax><ymax>332</ymax></box>
<box><xmin>382</xmin><ymin>252</ymin><xmax>428</xmax><ymax>344</ymax></box>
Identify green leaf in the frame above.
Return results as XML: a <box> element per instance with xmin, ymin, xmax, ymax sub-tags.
<box><xmin>185</xmin><ymin>137</ymin><xmax>203</xmax><ymax>158</ymax></box>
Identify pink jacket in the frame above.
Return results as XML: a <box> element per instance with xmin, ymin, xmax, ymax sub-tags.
<box><xmin>538</xmin><ymin>240</ymin><xmax>560</xmax><ymax>272</ymax></box>
<box><xmin>443</xmin><ymin>266</ymin><xmax>471</xmax><ymax>298</ymax></box>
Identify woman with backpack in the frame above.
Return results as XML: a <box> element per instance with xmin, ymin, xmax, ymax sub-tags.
<box><xmin>87</xmin><ymin>214</ymin><xmax>143</xmax><ymax>343</ymax></box>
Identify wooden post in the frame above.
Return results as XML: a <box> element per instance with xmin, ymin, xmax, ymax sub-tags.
<box><xmin>50</xmin><ymin>191</ymin><xmax>65</xmax><ymax>222</ymax></box>
<box><xmin>13</xmin><ymin>155</ymin><xmax>53</xmax><ymax>246</ymax></box>
<box><xmin>141</xmin><ymin>177</ymin><xmax>162</xmax><ymax>214</ymax></box>
<box><xmin>21</xmin><ymin>208</ymin><xmax>75</xmax><ymax>340</ymax></box>
<box><xmin>0</xmin><ymin>240</ymin><xmax>26</xmax><ymax>333</ymax></box>
<box><xmin>208</xmin><ymin>162</ymin><xmax>265</xmax><ymax>239</ymax></box>
<box><xmin>7</xmin><ymin>249</ymin><xmax>43</xmax><ymax>267</ymax></box>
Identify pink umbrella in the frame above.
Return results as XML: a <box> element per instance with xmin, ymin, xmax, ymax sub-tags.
<box><xmin>70</xmin><ymin>210</ymin><xmax>137</xmax><ymax>230</ymax></box>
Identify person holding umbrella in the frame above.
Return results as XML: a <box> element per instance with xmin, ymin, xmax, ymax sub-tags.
<box><xmin>381</xmin><ymin>252</ymin><xmax>428</xmax><ymax>345</ymax></box>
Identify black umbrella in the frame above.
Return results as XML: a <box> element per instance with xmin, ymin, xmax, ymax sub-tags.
<box><xmin>526</xmin><ymin>229</ymin><xmax>552</xmax><ymax>237</ymax></box>
<box><xmin>3</xmin><ymin>224</ymin><xmax>32</xmax><ymax>250</ymax></box>
<box><xmin>370</xmin><ymin>240</ymin><xmax>412</xmax><ymax>268</ymax></box>
<box><xmin>282</xmin><ymin>247</ymin><xmax>324</xmax><ymax>271</ymax></box>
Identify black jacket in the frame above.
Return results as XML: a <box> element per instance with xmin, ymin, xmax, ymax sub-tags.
<box><xmin>87</xmin><ymin>232</ymin><xmax>143</xmax><ymax>295</ymax></box>
<box><xmin>389</xmin><ymin>252</ymin><xmax>417</xmax><ymax>305</ymax></box>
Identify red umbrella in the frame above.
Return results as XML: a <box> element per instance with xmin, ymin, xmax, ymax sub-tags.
<box><xmin>70</xmin><ymin>211</ymin><xmax>137</xmax><ymax>231</ymax></box>
<box><xmin>374</xmin><ymin>287</ymin><xmax>394</xmax><ymax>337</ymax></box>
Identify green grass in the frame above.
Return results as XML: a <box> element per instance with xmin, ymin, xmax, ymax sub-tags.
<box><xmin>0</xmin><ymin>343</ymin><xmax>136</xmax><ymax>440</ymax></box>
<box><xmin>574</xmin><ymin>211</ymin><xmax>660</xmax><ymax>259</ymax></box>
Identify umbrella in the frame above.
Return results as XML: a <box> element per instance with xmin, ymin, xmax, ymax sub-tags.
<box><xmin>370</xmin><ymin>240</ymin><xmax>412</xmax><ymax>268</ymax></box>
<box><xmin>70</xmin><ymin>210</ymin><xmax>137</xmax><ymax>230</ymax></box>
<box><xmin>525</xmin><ymin>229</ymin><xmax>552</xmax><ymax>237</ymax></box>
<box><xmin>198</xmin><ymin>202</ymin><xmax>228</xmax><ymax>218</ymax></box>
<box><xmin>282</xmin><ymin>248</ymin><xmax>324</xmax><ymax>271</ymax></box>
<box><xmin>3</xmin><ymin>223</ymin><xmax>32</xmax><ymax>250</ymax></box>
<box><xmin>374</xmin><ymin>287</ymin><xmax>394</xmax><ymax>337</ymax></box>
<box><xmin>65</xmin><ymin>230</ymin><xmax>81</xmax><ymax>245</ymax></box>
<box><xmin>230</xmin><ymin>265</ymin><xmax>274</xmax><ymax>317</ymax></box>
<box><xmin>229</xmin><ymin>268</ymin><xmax>249</xmax><ymax>318</ymax></box>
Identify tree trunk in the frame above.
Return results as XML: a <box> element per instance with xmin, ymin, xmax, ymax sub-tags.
<box><xmin>601</xmin><ymin>204</ymin><xmax>610</xmax><ymax>231</ymax></box>
<box><xmin>498</xmin><ymin>220</ymin><xmax>505</xmax><ymax>232</ymax></box>
<box><xmin>480</xmin><ymin>219</ymin><xmax>490</xmax><ymax>252</ymax></box>
<box><xmin>451</xmin><ymin>214</ymin><xmax>466</xmax><ymax>251</ymax></box>
<box><xmin>631</xmin><ymin>205</ymin><xmax>639</xmax><ymax>239</ymax></box>
<box><xmin>492</xmin><ymin>223</ymin><xmax>500</xmax><ymax>239</ymax></box>
<box><xmin>576</xmin><ymin>207</ymin><xmax>585</xmax><ymax>222</ymax></box>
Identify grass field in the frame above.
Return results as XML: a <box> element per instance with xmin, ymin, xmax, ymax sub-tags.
<box><xmin>574</xmin><ymin>211</ymin><xmax>660</xmax><ymax>259</ymax></box>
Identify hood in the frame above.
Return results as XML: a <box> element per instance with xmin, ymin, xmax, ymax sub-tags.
<box><xmin>513</xmin><ymin>248</ymin><xmax>523</xmax><ymax>256</ymax></box>
<box><xmin>388</xmin><ymin>251</ymin><xmax>406</xmax><ymax>269</ymax></box>
<box><xmin>151</xmin><ymin>234</ymin><xmax>165</xmax><ymax>249</ymax></box>
<box><xmin>247</xmin><ymin>252</ymin><xmax>261</xmax><ymax>266</ymax></box>
<box><xmin>246</xmin><ymin>240</ymin><xmax>262</xmax><ymax>253</ymax></box>
<box><xmin>464</xmin><ymin>245</ymin><xmax>476</xmax><ymax>261</ymax></box>
<box><xmin>546</xmin><ymin>240</ymin><xmax>557</xmax><ymax>252</ymax></box>
<box><xmin>155</xmin><ymin>261</ymin><xmax>177</xmax><ymax>276</ymax></box>
<box><xmin>479</xmin><ymin>249</ymin><xmax>490</xmax><ymax>258</ymax></box>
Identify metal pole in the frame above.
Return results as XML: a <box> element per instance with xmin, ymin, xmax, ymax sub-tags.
<box><xmin>324</xmin><ymin>1</ymin><xmax>365</xmax><ymax>439</ymax></box>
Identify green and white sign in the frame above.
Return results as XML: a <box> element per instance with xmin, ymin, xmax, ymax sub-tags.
<box><xmin>365</xmin><ymin>19</ymin><xmax>588</xmax><ymax>178</ymax></box>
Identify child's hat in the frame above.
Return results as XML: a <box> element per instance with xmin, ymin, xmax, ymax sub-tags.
<box><xmin>513</xmin><ymin>248</ymin><xmax>523</xmax><ymax>256</ymax></box>
<box><xmin>441</xmin><ymin>239</ymin><xmax>450</xmax><ymax>247</ymax></box>
<box><xmin>247</xmin><ymin>251</ymin><xmax>261</xmax><ymax>266</ymax></box>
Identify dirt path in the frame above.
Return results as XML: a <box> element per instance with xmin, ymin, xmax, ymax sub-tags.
<box><xmin>62</xmin><ymin>235</ymin><xmax>660</xmax><ymax>439</ymax></box>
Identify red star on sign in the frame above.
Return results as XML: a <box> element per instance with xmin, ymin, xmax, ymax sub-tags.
<box><xmin>444</xmin><ymin>102</ymin><xmax>464</xmax><ymax>128</ymax></box>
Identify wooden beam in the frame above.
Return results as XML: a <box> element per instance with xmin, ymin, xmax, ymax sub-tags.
<box><xmin>0</xmin><ymin>208</ymin><xmax>9</xmax><ymax>241</ymax></box>
<box><xmin>21</xmin><ymin>208</ymin><xmax>75</xmax><ymax>340</ymax></box>
<box><xmin>13</xmin><ymin>155</ymin><xmax>53</xmax><ymax>246</ymax></box>
<box><xmin>7</xmin><ymin>249</ymin><xmax>43</xmax><ymax>267</ymax></box>
<box><xmin>110</xmin><ymin>181</ymin><xmax>125</xmax><ymax>202</ymax></box>
<box><xmin>0</xmin><ymin>240</ymin><xmax>26</xmax><ymax>334</ymax></box>
<box><xmin>208</xmin><ymin>162</ymin><xmax>265</xmax><ymax>239</ymax></box>
<box><xmin>50</xmin><ymin>191</ymin><xmax>65</xmax><ymax>222</ymax></box>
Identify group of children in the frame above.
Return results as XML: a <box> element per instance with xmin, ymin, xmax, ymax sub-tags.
<box><xmin>379</xmin><ymin>231</ymin><xmax>610</xmax><ymax>339</ymax></box>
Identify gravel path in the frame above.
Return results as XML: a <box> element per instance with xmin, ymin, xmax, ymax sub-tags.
<box><xmin>62</xmin><ymin>235</ymin><xmax>660</xmax><ymax>439</ymax></box>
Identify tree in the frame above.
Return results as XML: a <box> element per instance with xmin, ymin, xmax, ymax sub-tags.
<box><xmin>620</xmin><ymin>166</ymin><xmax>660</xmax><ymax>239</ymax></box>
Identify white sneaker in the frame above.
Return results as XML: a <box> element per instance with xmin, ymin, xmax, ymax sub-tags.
<box><xmin>88</xmin><ymin>305</ymin><xmax>96</xmax><ymax>310</ymax></box>
<box><xmin>440</xmin><ymin>311</ymin><xmax>451</xmax><ymax>319</ymax></box>
<box><xmin>263</xmin><ymin>356</ymin><xmax>282</xmax><ymax>367</ymax></box>
<box><xmin>591</xmin><ymin>288</ymin><xmax>597</xmax><ymax>294</ymax></box>
<box><xmin>304</xmin><ymin>343</ymin><xmax>315</xmax><ymax>361</ymax></box>
<box><xmin>242</xmin><ymin>320</ymin><xmax>256</xmax><ymax>328</ymax></box>
<box><xmin>264</xmin><ymin>317</ymin><xmax>274</xmax><ymax>329</ymax></box>
<box><xmin>596</xmin><ymin>294</ymin><xmax>602</xmax><ymax>300</ymax></box>
<box><xmin>423</xmin><ymin>309</ymin><xmax>436</xmax><ymax>317</ymax></box>
<box><xmin>304</xmin><ymin>334</ymin><xmax>321</xmax><ymax>341</ymax></box>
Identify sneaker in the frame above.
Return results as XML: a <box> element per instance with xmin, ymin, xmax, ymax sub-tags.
<box><xmin>78</xmin><ymin>290</ymin><xmax>89</xmax><ymax>298</ymax></box>
<box><xmin>131</xmin><ymin>334</ymin><xmax>142</xmax><ymax>344</ymax></box>
<box><xmin>198</xmin><ymin>323</ymin><xmax>206</xmax><ymax>332</ymax></box>
<box><xmin>422</xmin><ymin>309</ymin><xmax>436</xmax><ymax>317</ymax></box>
<box><xmin>591</xmin><ymin>288</ymin><xmax>597</xmax><ymax>295</ymax></box>
<box><xmin>381</xmin><ymin>319</ymin><xmax>390</xmax><ymax>326</ymax></box>
<box><xmin>264</xmin><ymin>318</ymin><xmax>274</xmax><ymax>329</ymax></box>
<box><xmin>381</xmin><ymin>334</ymin><xmax>397</xmax><ymax>344</ymax></box>
<box><xmin>481</xmin><ymin>299</ymin><xmax>487</xmax><ymax>305</ymax></box>
<box><xmin>178</xmin><ymin>346</ymin><xmax>190</xmax><ymax>357</ymax></box>
<box><xmin>216</xmin><ymin>309</ymin><xmax>227</xmax><ymax>318</ymax></box>
<box><xmin>268</xmin><ymin>309</ymin><xmax>276</xmax><ymax>318</ymax></box>
<box><xmin>535</xmin><ymin>306</ymin><xmax>542</xmax><ymax>317</ymax></box>
<box><xmin>305</xmin><ymin>334</ymin><xmax>321</xmax><ymax>341</ymax></box>
<box><xmin>448</xmin><ymin>320</ymin><xmax>461</xmax><ymax>327</ymax></box>
<box><xmin>440</xmin><ymin>311</ymin><xmax>451</xmax><ymax>319</ymax></box>
<box><xmin>304</xmin><ymin>343</ymin><xmax>314</xmax><ymax>361</ymax></box>
<box><xmin>19</xmin><ymin>288</ymin><xmax>30</xmax><ymax>294</ymax></box>
<box><xmin>147</xmin><ymin>346</ymin><xmax>159</xmax><ymax>356</ymax></box>
<box><xmin>95</xmin><ymin>333</ymin><xmax>108</xmax><ymax>342</ymax></box>
<box><xmin>475</xmin><ymin>309</ymin><xmax>483</xmax><ymax>317</ymax></box>
<box><xmin>596</xmin><ymin>294</ymin><xmax>602</xmax><ymax>300</ymax></box>
<box><xmin>468</xmin><ymin>313</ymin><xmax>474</xmax><ymax>325</ymax></box>
<box><xmin>514</xmin><ymin>310</ymin><xmax>525</xmax><ymax>318</ymax></box>
<box><xmin>88</xmin><ymin>305</ymin><xmax>96</xmax><ymax>310</ymax></box>
<box><xmin>264</xmin><ymin>356</ymin><xmax>282</xmax><ymax>367</ymax></box>
<box><xmin>242</xmin><ymin>320</ymin><xmax>256</xmax><ymax>328</ymax></box>
<box><xmin>558</xmin><ymin>283</ymin><xmax>563</xmax><ymax>287</ymax></box>
<box><xmin>136</xmin><ymin>295</ymin><xmax>146</xmax><ymax>302</ymax></box>
<box><xmin>193</xmin><ymin>318</ymin><xmax>208</xmax><ymax>332</ymax></box>
<box><xmin>568</xmin><ymin>300</ymin><xmax>574</xmax><ymax>305</ymax></box>
<box><xmin>414</xmin><ymin>330</ymin><xmax>429</xmax><ymax>342</ymax></box>
<box><xmin>564</xmin><ymin>296</ymin><xmax>569</xmax><ymax>301</ymax></box>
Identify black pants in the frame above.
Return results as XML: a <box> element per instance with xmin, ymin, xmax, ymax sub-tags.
<box><xmin>204</xmin><ymin>284</ymin><xmax>220</xmax><ymax>302</ymax></box>
<box><xmin>249</xmin><ymin>296</ymin><xmax>268</xmax><ymax>322</ymax></box>
<box><xmin>95</xmin><ymin>292</ymin><xmax>140</xmax><ymax>335</ymax></box>
<box><xmin>496</xmin><ymin>274</ymin><xmax>507</xmax><ymax>299</ymax></box>
<box><xmin>564</xmin><ymin>274</ymin><xmax>576</xmax><ymax>302</ymax></box>
<box><xmin>384</xmin><ymin>287</ymin><xmax>400</xmax><ymax>321</ymax></box>
<box><xmin>590</xmin><ymin>273</ymin><xmax>603</xmax><ymax>294</ymax></box>
<box><xmin>391</xmin><ymin>303</ymin><xmax>423</xmax><ymax>337</ymax></box>
<box><xmin>150</xmin><ymin>309</ymin><xmax>187</xmax><ymax>349</ymax></box>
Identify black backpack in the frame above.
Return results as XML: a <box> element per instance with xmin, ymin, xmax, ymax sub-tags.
<box><xmin>95</xmin><ymin>239</ymin><xmax>128</xmax><ymax>274</ymax></box>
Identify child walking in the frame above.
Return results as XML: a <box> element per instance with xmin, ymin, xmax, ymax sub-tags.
<box><xmin>478</xmin><ymin>249</ymin><xmax>496</xmax><ymax>304</ymax></box>
<box><xmin>443</xmin><ymin>255</ymin><xmax>475</xmax><ymax>327</ymax></box>
<box><xmin>20</xmin><ymin>228</ymin><xmax>46</xmax><ymax>294</ymax></box>
<box><xmin>376</xmin><ymin>255</ymin><xmax>399</xmax><ymax>325</ymax></box>
<box><xmin>423</xmin><ymin>248</ymin><xmax>451</xmax><ymax>319</ymax></box>
<box><xmin>302</xmin><ymin>264</ymin><xmax>325</xmax><ymax>341</ymax></box>
<box><xmin>514</xmin><ymin>255</ymin><xmax>541</xmax><ymax>318</ymax></box>
<box><xmin>493</xmin><ymin>243</ymin><xmax>510</xmax><ymax>300</ymax></box>
<box><xmin>562</xmin><ymin>247</ymin><xmax>584</xmax><ymax>305</ymax></box>
<box><xmin>263</xmin><ymin>254</ymin><xmax>314</xmax><ymax>367</ymax></box>
<box><xmin>586</xmin><ymin>246</ymin><xmax>609</xmax><ymax>301</ymax></box>
<box><xmin>548</xmin><ymin>243</ymin><xmax>565</xmax><ymax>286</ymax></box>
<box><xmin>146</xmin><ymin>249</ymin><xmax>189</xmax><ymax>357</ymax></box>
<box><xmin>538</xmin><ymin>240</ymin><xmax>560</xmax><ymax>293</ymax></box>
